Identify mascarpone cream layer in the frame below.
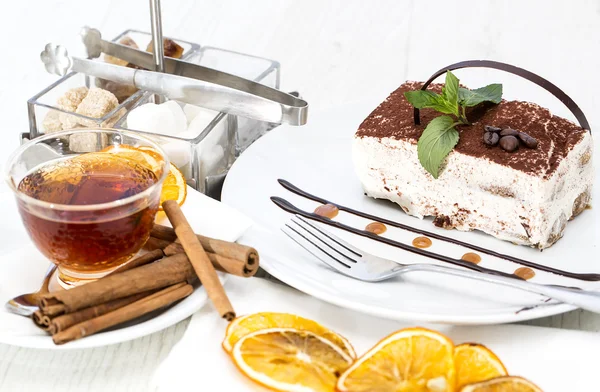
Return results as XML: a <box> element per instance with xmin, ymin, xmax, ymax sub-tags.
<box><xmin>352</xmin><ymin>133</ymin><xmax>593</xmax><ymax>249</ymax></box>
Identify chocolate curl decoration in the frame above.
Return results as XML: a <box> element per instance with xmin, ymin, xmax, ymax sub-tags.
<box><xmin>413</xmin><ymin>60</ymin><xmax>591</xmax><ymax>132</ymax></box>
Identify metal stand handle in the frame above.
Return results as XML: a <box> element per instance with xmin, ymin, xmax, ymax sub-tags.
<box><xmin>149</xmin><ymin>0</ymin><xmax>165</xmax><ymax>104</ymax></box>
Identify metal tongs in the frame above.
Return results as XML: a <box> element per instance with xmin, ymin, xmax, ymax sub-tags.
<box><xmin>40</xmin><ymin>27</ymin><xmax>308</xmax><ymax>126</ymax></box>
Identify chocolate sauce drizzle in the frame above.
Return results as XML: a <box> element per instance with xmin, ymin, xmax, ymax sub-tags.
<box><xmin>515</xmin><ymin>306</ymin><xmax>536</xmax><ymax>314</ymax></box>
<box><xmin>272</xmin><ymin>196</ymin><xmax>520</xmax><ymax>280</ymax></box>
<box><xmin>276</xmin><ymin>179</ymin><xmax>600</xmax><ymax>282</ymax></box>
<box><xmin>414</xmin><ymin>60</ymin><xmax>591</xmax><ymax>132</ymax></box>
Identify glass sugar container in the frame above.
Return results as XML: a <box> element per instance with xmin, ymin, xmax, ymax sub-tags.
<box><xmin>115</xmin><ymin>93</ymin><xmax>234</xmax><ymax>198</ymax></box>
<box><xmin>116</xmin><ymin>47</ymin><xmax>281</xmax><ymax>198</ymax></box>
<box><xmin>26</xmin><ymin>29</ymin><xmax>200</xmax><ymax>143</ymax></box>
<box><xmin>185</xmin><ymin>46</ymin><xmax>281</xmax><ymax>156</ymax></box>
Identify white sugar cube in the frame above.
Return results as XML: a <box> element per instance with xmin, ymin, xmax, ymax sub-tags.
<box><xmin>161</xmin><ymin>140</ymin><xmax>192</xmax><ymax>178</ymax></box>
<box><xmin>126</xmin><ymin>102</ymin><xmax>176</xmax><ymax>136</ymax></box>
<box><xmin>187</xmin><ymin>108</ymin><xmax>221</xmax><ymax>138</ymax></box>
<box><xmin>161</xmin><ymin>100</ymin><xmax>187</xmax><ymax>135</ymax></box>
<box><xmin>183</xmin><ymin>104</ymin><xmax>203</xmax><ymax>124</ymax></box>
<box><xmin>161</xmin><ymin>130</ymin><xmax>197</xmax><ymax>168</ymax></box>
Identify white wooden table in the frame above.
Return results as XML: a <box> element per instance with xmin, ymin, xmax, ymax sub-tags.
<box><xmin>0</xmin><ymin>0</ymin><xmax>598</xmax><ymax>390</ymax></box>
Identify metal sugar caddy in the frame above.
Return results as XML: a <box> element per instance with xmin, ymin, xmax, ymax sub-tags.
<box><xmin>26</xmin><ymin>29</ymin><xmax>199</xmax><ymax>140</ymax></box>
<box><xmin>26</xmin><ymin>1</ymin><xmax>305</xmax><ymax>199</ymax></box>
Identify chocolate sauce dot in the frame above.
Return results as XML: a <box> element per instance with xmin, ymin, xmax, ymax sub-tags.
<box><xmin>412</xmin><ymin>236</ymin><xmax>432</xmax><ymax>249</ymax></box>
<box><xmin>313</xmin><ymin>204</ymin><xmax>338</xmax><ymax>219</ymax></box>
<box><xmin>514</xmin><ymin>267</ymin><xmax>535</xmax><ymax>280</ymax></box>
<box><xmin>365</xmin><ymin>222</ymin><xmax>386</xmax><ymax>235</ymax></box>
<box><xmin>461</xmin><ymin>252</ymin><xmax>482</xmax><ymax>264</ymax></box>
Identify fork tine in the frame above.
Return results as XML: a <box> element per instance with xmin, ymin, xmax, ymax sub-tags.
<box><xmin>289</xmin><ymin>218</ymin><xmax>359</xmax><ymax>264</ymax></box>
<box><xmin>281</xmin><ymin>225</ymin><xmax>353</xmax><ymax>274</ymax></box>
<box><xmin>292</xmin><ymin>215</ymin><xmax>363</xmax><ymax>260</ymax></box>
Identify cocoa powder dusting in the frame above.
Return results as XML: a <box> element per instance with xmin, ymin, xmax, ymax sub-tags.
<box><xmin>356</xmin><ymin>82</ymin><xmax>587</xmax><ymax>178</ymax></box>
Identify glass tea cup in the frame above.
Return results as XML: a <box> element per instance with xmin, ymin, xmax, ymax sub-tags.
<box><xmin>4</xmin><ymin>129</ymin><xmax>170</xmax><ymax>288</ymax></box>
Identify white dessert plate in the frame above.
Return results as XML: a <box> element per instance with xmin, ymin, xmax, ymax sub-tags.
<box><xmin>222</xmin><ymin>102</ymin><xmax>599</xmax><ymax>325</ymax></box>
<box><xmin>0</xmin><ymin>185</ymin><xmax>245</xmax><ymax>350</ymax></box>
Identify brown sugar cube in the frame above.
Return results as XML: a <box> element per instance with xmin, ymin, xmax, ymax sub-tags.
<box><xmin>119</xmin><ymin>36</ymin><xmax>139</xmax><ymax>48</ymax></box>
<box><xmin>75</xmin><ymin>88</ymin><xmax>119</xmax><ymax>127</ymax></box>
<box><xmin>101</xmin><ymin>107</ymin><xmax>127</xmax><ymax>128</ymax></box>
<box><xmin>98</xmin><ymin>80</ymin><xmax>139</xmax><ymax>103</ymax></box>
<box><xmin>42</xmin><ymin>110</ymin><xmax>63</xmax><ymax>133</ymax></box>
<box><xmin>146</xmin><ymin>38</ymin><xmax>184</xmax><ymax>59</ymax></box>
<box><xmin>57</xmin><ymin>86</ymin><xmax>89</xmax><ymax>111</ymax></box>
<box><xmin>69</xmin><ymin>132</ymin><xmax>108</xmax><ymax>153</ymax></box>
<box><xmin>57</xmin><ymin>86</ymin><xmax>89</xmax><ymax>129</ymax></box>
<box><xmin>60</xmin><ymin>113</ymin><xmax>82</xmax><ymax>130</ymax></box>
<box><xmin>104</xmin><ymin>36</ymin><xmax>139</xmax><ymax>67</ymax></box>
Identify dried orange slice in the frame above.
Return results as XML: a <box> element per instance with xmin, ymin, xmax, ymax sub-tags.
<box><xmin>138</xmin><ymin>145</ymin><xmax>167</xmax><ymax>165</ymax></box>
<box><xmin>223</xmin><ymin>312</ymin><xmax>355</xmax><ymax>359</ymax></box>
<box><xmin>101</xmin><ymin>144</ymin><xmax>164</xmax><ymax>174</ymax></box>
<box><xmin>134</xmin><ymin>145</ymin><xmax>187</xmax><ymax>207</ymax></box>
<box><xmin>454</xmin><ymin>343</ymin><xmax>507</xmax><ymax>389</ymax></box>
<box><xmin>231</xmin><ymin>328</ymin><xmax>353</xmax><ymax>392</ymax></box>
<box><xmin>158</xmin><ymin>161</ymin><xmax>187</xmax><ymax>208</ymax></box>
<box><xmin>336</xmin><ymin>327</ymin><xmax>455</xmax><ymax>392</ymax></box>
<box><xmin>101</xmin><ymin>144</ymin><xmax>186</xmax><ymax>208</ymax></box>
<box><xmin>459</xmin><ymin>376</ymin><xmax>542</xmax><ymax>392</ymax></box>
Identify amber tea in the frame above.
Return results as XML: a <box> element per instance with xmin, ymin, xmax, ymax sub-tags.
<box><xmin>17</xmin><ymin>152</ymin><xmax>160</xmax><ymax>278</ymax></box>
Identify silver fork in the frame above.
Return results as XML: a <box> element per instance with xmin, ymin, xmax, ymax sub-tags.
<box><xmin>281</xmin><ymin>215</ymin><xmax>600</xmax><ymax>314</ymax></box>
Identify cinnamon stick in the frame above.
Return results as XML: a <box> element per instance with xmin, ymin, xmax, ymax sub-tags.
<box><xmin>162</xmin><ymin>200</ymin><xmax>235</xmax><ymax>321</ymax></box>
<box><xmin>144</xmin><ymin>237</ymin><xmax>258</xmax><ymax>277</ymax></box>
<box><xmin>34</xmin><ymin>251</ymin><xmax>161</xmax><ymax>331</ymax></box>
<box><xmin>52</xmin><ymin>283</ymin><xmax>192</xmax><ymax>345</ymax></box>
<box><xmin>107</xmin><ymin>249</ymin><xmax>164</xmax><ymax>276</ymax></box>
<box><xmin>143</xmin><ymin>236</ymin><xmax>172</xmax><ymax>252</ymax></box>
<box><xmin>151</xmin><ymin>224</ymin><xmax>259</xmax><ymax>269</ymax></box>
<box><xmin>32</xmin><ymin>310</ymin><xmax>50</xmax><ymax>329</ymax></box>
<box><xmin>39</xmin><ymin>253</ymin><xmax>195</xmax><ymax>316</ymax></box>
<box><xmin>45</xmin><ymin>291</ymin><xmax>152</xmax><ymax>334</ymax></box>
<box><xmin>163</xmin><ymin>242</ymin><xmax>258</xmax><ymax>277</ymax></box>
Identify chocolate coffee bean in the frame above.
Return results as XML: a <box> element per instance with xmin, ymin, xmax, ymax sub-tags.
<box><xmin>500</xmin><ymin>128</ymin><xmax>519</xmax><ymax>137</ymax></box>
<box><xmin>483</xmin><ymin>131</ymin><xmax>499</xmax><ymax>146</ymax></box>
<box><xmin>499</xmin><ymin>135</ymin><xmax>519</xmax><ymax>152</ymax></box>
<box><xmin>518</xmin><ymin>132</ymin><xmax>538</xmax><ymax>149</ymax></box>
<box><xmin>484</xmin><ymin>125</ymin><xmax>502</xmax><ymax>133</ymax></box>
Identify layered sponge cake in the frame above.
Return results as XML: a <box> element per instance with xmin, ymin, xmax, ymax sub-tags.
<box><xmin>353</xmin><ymin>82</ymin><xmax>593</xmax><ymax>249</ymax></box>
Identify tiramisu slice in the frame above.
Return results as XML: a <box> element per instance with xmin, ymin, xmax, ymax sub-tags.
<box><xmin>353</xmin><ymin>81</ymin><xmax>593</xmax><ymax>249</ymax></box>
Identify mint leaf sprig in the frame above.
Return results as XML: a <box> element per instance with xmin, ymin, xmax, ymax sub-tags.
<box><xmin>404</xmin><ymin>71</ymin><xmax>502</xmax><ymax>178</ymax></box>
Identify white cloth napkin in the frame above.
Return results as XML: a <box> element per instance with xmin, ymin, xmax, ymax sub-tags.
<box><xmin>153</xmin><ymin>276</ymin><xmax>600</xmax><ymax>391</ymax></box>
<box><xmin>155</xmin><ymin>185</ymin><xmax>253</xmax><ymax>242</ymax></box>
<box><xmin>0</xmin><ymin>184</ymin><xmax>253</xmax><ymax>341</ymax></box>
